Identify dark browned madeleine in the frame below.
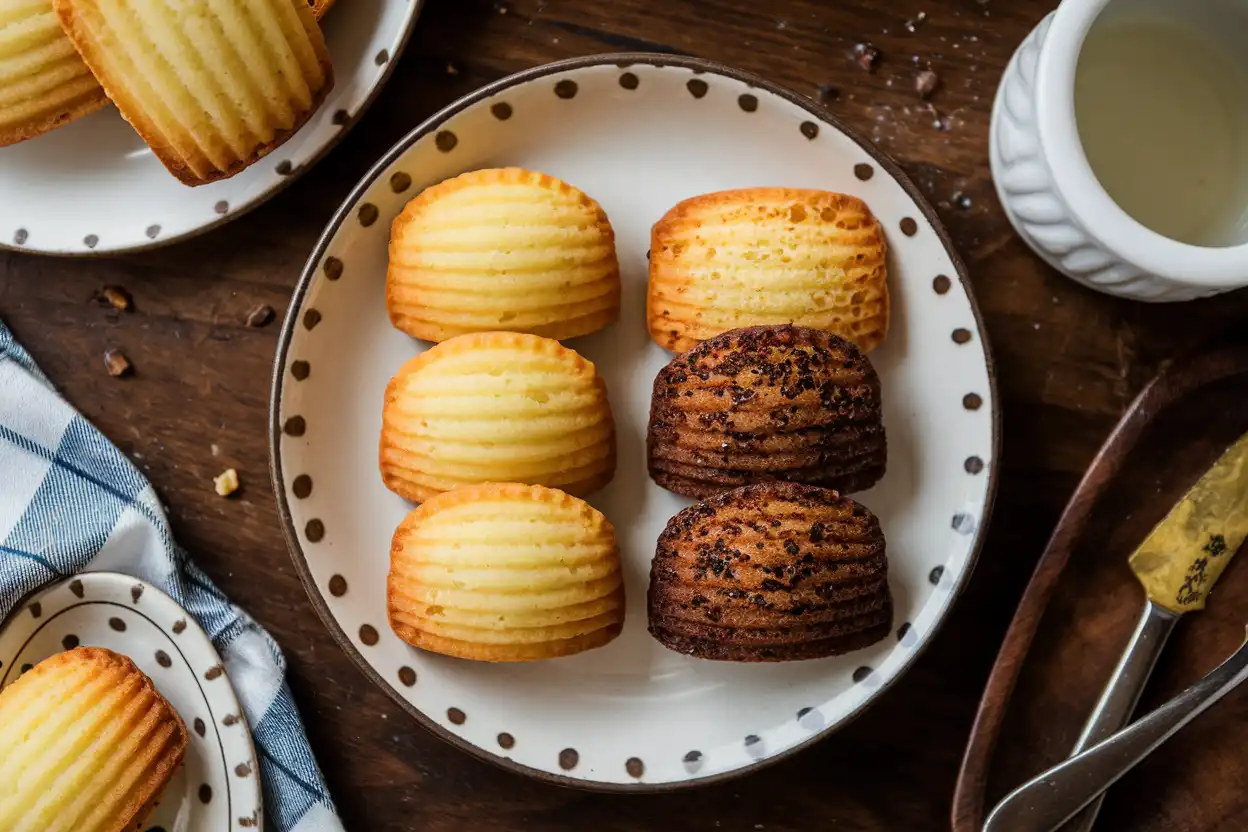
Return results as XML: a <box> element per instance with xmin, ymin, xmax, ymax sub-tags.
<box><xmin>648</xmin><ymin>481</ymin><xmax>892</xmax><ymax>661</ymax></box>
<box><xmin>647</xmin><ymin>325</ymin><xmax>886</xmax><ymax>499</ymax></box>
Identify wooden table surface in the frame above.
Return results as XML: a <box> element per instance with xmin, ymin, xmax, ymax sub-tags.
<box><xmin>3</xmin><ymin>1</ymin><xmax>1246</xmax><ymax>829</ymax></box>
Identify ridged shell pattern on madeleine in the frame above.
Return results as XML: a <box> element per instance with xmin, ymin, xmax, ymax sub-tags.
<box><xmin>0</xmin><ymin>647</ymin><xmax>188</xmax><ymax>832</ymax></box>
<box><xmin>52</xmin><ymin>0</ymin><xmax>333</xmax><ymax>185</ymax></box>
<box><xmin>648</xmin><ymin>188</ymin><xmax>889</xmax><ymax>353</ymax></box>
<box><xmin>388</xmin><ymin>482</ymin><xmax>625</xmax><ymax>661</ymax></box>
<box><xmin>0</xmin><ymin>0</ymin><xmax>106</xmax><ymax>146</ymax></box>
<box><xmin>380</xmin><ymin>331</ymin><xmax>616</xmax><ymax>502</ymax></box>
<box><xmin>648</xmin><ymin>325</ymin><xmax>886</xmax><ymax>499</ymax></box>
<box><xmin>388</xmin><ymin>167</ymin><xmax>621</xmax><ymax>342</ymax></box>
<box><xmin>648</xmin><ymin>482</ymin><xmax>892</xmax><ymax>662</ymax></box>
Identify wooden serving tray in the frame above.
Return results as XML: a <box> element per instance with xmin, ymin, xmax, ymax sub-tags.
<box><xmin>953</xmin><ymin>344</ymin><xmax>1248</xmax><ymax>832</ymax></box>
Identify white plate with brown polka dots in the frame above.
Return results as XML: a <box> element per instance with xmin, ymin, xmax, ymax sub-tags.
<box><xmin>0</xmin><ymin>572</ymin><xmax>262</xmax><ymax>830</ymax></box>
<box><xmin>0</xmin><ymin>0</ymin><xmax>424</xmax><ymax>257</ymax></box>
<box><xmin>271</xmin><ymin>53</ymin><xmax>999</xmax><ymax>790</ymax></box>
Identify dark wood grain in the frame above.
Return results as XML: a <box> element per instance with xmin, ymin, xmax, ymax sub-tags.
<box><xmin>953</xmin><ymin>345</ymin><xmax>1248</xmax><ymax>831</ymax></box>
<box><xmin>2</xmin><ymin>1</ymin><xmax>1247</xmax><ymax>830</ymax></box>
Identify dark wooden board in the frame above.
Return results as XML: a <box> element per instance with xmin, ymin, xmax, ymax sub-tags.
<box><xmin>953</xmin><ymin>344</ymin><xmax>1248</xmax><ymax>832</ymax></box>
<box><xmin>3</xmin><ymin>0</ymin><xmax>1248</xmax><ymax>829</ymax></box>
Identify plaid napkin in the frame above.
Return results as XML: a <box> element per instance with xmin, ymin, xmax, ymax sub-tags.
<box><xmin>0</xmin><ymin>319</ymin><xmax>343</xmax><ymax>832</ymax></box>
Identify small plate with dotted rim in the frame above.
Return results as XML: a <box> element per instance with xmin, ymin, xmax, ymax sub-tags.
<box><xmin>0</xmin><ymin>572</ymin><xmax>262</xmax><ymax>830</ymax></box>
<box><xmin>271</xmin><ymin>52</ymin><xmax>1000</xmax><ymax>790</ymax></box>
<box><xmin>0</xmin><ymin>0</ymin><xmax>424</xmax><ymax>257</ymax></box>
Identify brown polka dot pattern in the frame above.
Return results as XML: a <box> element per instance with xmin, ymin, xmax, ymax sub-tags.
<box><xmin>155</xmin><ymin>650</ymin><xmax>172</xmax><ymax>668</ymax></box>
<box><xmin>738</xmin><ymin>93</ymin><xmax>758</xmax><ymax>112</ymax></box>
<box><xmin>194</xmin><ymin>718</ymin><xmax>206</xmax><ymax>737</ymax></box>
<box><xmin>687</xmin><ymin>79</ymin><xmax>708</xmax><ymax>98</ymax></box>
<box><xmin>332</xmin><ymin>109</ymin><xmax>349</xmax><ymax>126</ymax></box>
<box><xmin>290</xmin><ymin>361</ymin><xmax>310</xmax><ymax>381</ymax></box>
<box><xmin>964</xmin><ymin>393</ymin><xmax>983</xmax><ymax>411</ymax></box>
<box><xmin>447</xmin><ymin>707</ymin><xmax>466</xmax><ymax>725</ymax></box>
<box><xmin>390</xmin><ymin>172</ymin><xmax>412</xmax><ymax>193</ymax></box>
<box><xmin>14</xmin><ymin>229</ymin><xmax>27</xmax><ymax>245</ymax></box>
<box><xmin>303</xmin><ymin>309</ymin><xmax>321</xmax><ymax>330</ymax></box>
<box><xmin>131</xmin><ymin>585</ymin><xmax>143</xmax><ymax>603</ymax></box>
<box><xmin>283</xmin><ymin>416</ymin><xmax>306</xmax><ymax>437</ymax></box>
<box><xmin>554</xmin><ymin>79</ymin><xmax>578</xmax><ymax>99</ymax></box>
<box><xmin>897</xmin><ymin>622</ymin><xmax>911</xmax><ymax>641</ymax></box>
<box><xmin>374</xmin><ymin>49</ymin><xmax>389</xmax><ymax>66</ymax></box>
<box><xmin>800</xmin><ymin>121</ymin><xmax>818</xmax><ymax>139</ymax></box>
<box><xmin>223</xmin><ymin>714</ymin><xmax>240</xmax><ymax>726</ymax></box>
<box><xmin>933</xmin><ymin>275</ymin><xmax>951</xmax><ymax>294</ymax></box>
<box><xmin>929</xmin><ymin>566</ymin><xmax>944</xmax><ymax>585</ymax></box>
<box><xmin>84</xmin><ymin>234</ymin><xmax>98</xmax><ymax>249</ymax></box>
<box><xmin>323</xmin><ymin>256</ymin><xmax>343</xmax><ymax>281</ymax></box>
<box><xmin>952</xmin><ymin>328</ymin><xmax>972</xmax><ymax>344</ymax></box>
<box><xmin>172</xmin><ymin>619</ymin><xmax>187</xmax><ymax>634</ymax></box>
<box><xmin>19</xmin><ymin>663</ymin><xmax>31</xmax><ymax>674</ymax></box>
<box><xmin>108</xmin><ymin>617</ymin><xmax>126</xmax><ymax>632</ymax></box>
<box><xmin>214</xmin><ymin>201</ymin><xmax>229</xmax><ymax>215</ymax></box>
<box><xmin>398</xmin><ymin>666</ymin><xmax>416</xmax><ymax>687</ymax></box>
<box><xmin>62</xmin><ymin>634</ymin><xmax>79</xmax><ymax>650</ymax></box>
<box><xmin>199</xmin><ymin>784</ymin><xmax>213</xmax><ymax>804</ymax></box>
<box><xmin>854</xmin><ymin>163</ymin><xmax>874</xmax><ymax>181</ymax></box>
<box><xmin>205</xmin><ymin>665</ymin><xmax>224</xmax><ymax>681</ymax></box>
<box><xmin>69</xmin><ymin>579</ymin><xmax>84</xmax><ymax>598</ymax></box>
<box><xmin>359</xmin><ymin>624</ymin><xmax>379</xmax><ymax>646</ymax></box>
<box><xmin>235</xmin><ymin>762</ymin><xmax>251</xmax><ymax>777</ymax></box>
<box><xmin>146</xmin><ymin>225</ymin><xmax>161</xmax><ymax>239</ymax></box>
<box><xmin>900</xmin><ymin>217</ymin><xmax>918</xmax><ymax>236</ymax></box>
<box><xmin>305</xmin><ymin>519</ymin><xmax>325</xmax><ymax>542</ymax></box>
<box><xmin>626</xmin><ymin>757</ymin><xmax>644</xmax><ymax>778</ymax></box>
<box><xmin>328</xmin><ymin>574</ymin><xmax>347</xmax><ymax>596</ymax></box>
<box><xmin>619</xmin><ymin>72</ymin><xmax>639</xmax><ymax>89</ymax></box>
<box><xmin>965</xmin><ymin>456</ymin><xmax>984</xmax><ymax>474</ymax></box>
<box><xmin>953</xmin><ymin>513</ymin><xmax>976</xmax><ymax>535</ymax></box>
<box><xmin>558</xmin><ymin>748</ymin><xmax>579</xmax><ymax>770</ymax></box>
<box><xmin>852</xmin><ymin>666</ymin><xmax>873</xmax><ymax>683</ymax></box>
<box><xmin>491</xmin><ymin>102</ymin><xmax>513</xmax><ymax>120</ymax></box>
<box><xmin>292</xmin><ymin>475</ymin><xmax>312</xmax><ymax>499</ymax></box>
<box><xmin>276</xmin><ymin>160</ymin><xmax>293</xmax><ymax>176</ymax></box>
<box><xmin>497</xmin><ymin>732</ymin><xmax>515</xmax><ymax>749</ymax></box>
<box><xmin>29</xmin><ymin>602</ymin><xmax>40</xmax><ymax>619</ymax></box>
<box><xmin>357</xmin><ymin>203</ymin><xmax>379</xmax><ymax>227</ymax></box>
<box><xmin>435</xmin><ymin>131</ymin><xmax>457</xmax><ymax>152</ymax></box>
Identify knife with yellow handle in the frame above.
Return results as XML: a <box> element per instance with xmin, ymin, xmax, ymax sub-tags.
<box><xmin>1009</xmin><ymin>430</ymin><xmax>1248</xmax><ymax>832</ymax></box>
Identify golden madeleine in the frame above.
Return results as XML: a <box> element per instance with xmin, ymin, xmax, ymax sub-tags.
<box><xmin>648</xmin><ymin>188</ymin><xmax>889</xmax><ymax>354</ymax></box>
<box><xmin>380</xmin><ymin>331</ymin><xmax>616</xmax><ymax>502</ymax></box>
<box><xmin>387</xmin><ymin>167</ymin><xmax>621</xmax><ymax>342</ymax></box>
<box><xmin>0</xmin><ymin>648</ymin><xmax>187</xmax><ymax>832</ymax></box>
<box><xmin>388</xmin><ymin>482</ymin><xmax>625</xmax><ymax>661</ymax></box>
<box><xmin>52</xmin><ymin>0</ymin><xmax>333</xmax><ymax>185</ymax></box>
<box><xmin>0</xmin><ymin>0</ymin><xmax>106</xmax><ymax>146</ymax></box>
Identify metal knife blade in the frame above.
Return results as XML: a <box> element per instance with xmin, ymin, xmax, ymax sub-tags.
<box><xmin>1129</xmin><ymin>430</ymin><xmax>1248</xmax><ymax>614</ymax></box>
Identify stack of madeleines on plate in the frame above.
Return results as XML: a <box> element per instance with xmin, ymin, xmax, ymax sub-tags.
<box><xmin>0</xmin><ymin>0</ymin><xmax>334</xmax><ymax>185</ymax></box>
<box><xmin>381</xmin><ymin>167</ymin><xmax>894</xmax><ymax>663</ymax></box>
<box><xmin>0</xmin><ymin>648</ymin><xmax>187</xmax><ymax>831</ymax></box>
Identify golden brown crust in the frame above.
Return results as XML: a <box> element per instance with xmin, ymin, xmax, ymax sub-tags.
<box><xmin>0</xmin><ymin>91</ymin><xmax>108</xmax><ymax>148</ymax></box>
<box><xmin>648</xmin><ymin>187</ymin><xmax>889</xmax><ymax>353</ymax></box>
<box><xmin>647</xmin><ymin>325</ymin><xmax>886</xmax><ymax>499</ymax></box>
<box><xmin>387</xmin><ymin>167</ymin><xmax>620</xmax><ymax>342</ymax></box>
<box><xmin>52</xmin><ymin>0</ymin><xmax>333</xmax><ymax>186</ymax></box>
<box><xmin>379</xmin><ymin>332</ymin><xmax>616</xmax><ymax>502</ymax></box>
<box><xmin>387</xmin><ymin>483</ymin><xmax>625</xmax><ymax>662</ymax></box>
<box><xmin>310</xmin><ymin>0</ymin><xmax>335</xmax><ymax>18</ymax></box>
<box><xmin>0</xmin><ymin>647</ymin><xmax>188</xmax><ymax>832</ymax></box>
<box><xmin>647</xmin><ymin>482</ymin><xmax>892</xmax><ymax>662</ymax></box>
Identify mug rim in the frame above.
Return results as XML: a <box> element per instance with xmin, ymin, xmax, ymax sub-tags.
<box><xmin>1036</xmin><ymin>0</ymin><xmax>1248</xmax><ymax>287</ymax></box>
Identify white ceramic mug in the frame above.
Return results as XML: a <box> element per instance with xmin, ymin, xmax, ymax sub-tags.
<box><xmin>991</xmin><ymin>0</ymin><xmax>1248</xmax><ymax>302</ymax></box>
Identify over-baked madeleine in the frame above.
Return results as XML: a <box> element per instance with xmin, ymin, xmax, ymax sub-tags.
<box><xmin>380</xmin><ymin>331</ymin><xmax>616</xmax><ymax>502</ymax></box>
<box><xmin>388</xmin><ymin>167</ymin><xmax>620</xmax><ymax>342</ymax></box>
<box><xmin>0</xmin><ymin>647</ymin><xmax>187</xmax><ymax>832</ymax></box>
<box><xmin>388</xmin><ymin>482</ymin><xmax>625</xmax><ymax>661</ymax></box>
<box><xmin>648</xmin><ymin>187</ymin><xmax>889</xmax><ymax>353</ymax></box>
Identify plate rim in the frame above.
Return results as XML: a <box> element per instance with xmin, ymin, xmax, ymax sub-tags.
<box><xmin>267</xmin><ymin>50</ymin><xmax>1003</xmax><ymax>793</ymax></box>
<box><xmin>0</xmin><ymin>571</ymin><xmax>264</xmax><ymax>830</ymax></box>
<box><xmin>0</xmin><ymin>0</ymin><xmax>426</xmax><ymax>259</ymax></box>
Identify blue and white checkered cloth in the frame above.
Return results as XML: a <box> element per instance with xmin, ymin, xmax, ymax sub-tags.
<box><xmin>0</xmin><ymin>319</ymin><xmax>343</xmax><ymax>832</ymax></box>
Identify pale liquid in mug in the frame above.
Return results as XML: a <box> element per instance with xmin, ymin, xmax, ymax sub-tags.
<box><xmin>1075</xmin><ymin>19</ymin><xmax>1248</xmax><ymax>247</ymax></box>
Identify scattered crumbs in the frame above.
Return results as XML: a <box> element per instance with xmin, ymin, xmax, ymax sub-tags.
<box><xmin>103</xmin><ymin>349</ymin><xmax>132</xmax><ymax>377</ymax></box>
<box><xmin>97</xmin><ymin>285</ymin><xmax>133</xmax><ymax>312</ymax></box>
<box><xmin>1034</xmin><ymin>323</ymin><xmax>1041</xmax><ymax>330</ymax></box>
<box><xmin>776</xmin><ymin>18</ymin><xmax>787</xmax><ymax>29</ymax></box>
<box><xmin>904</xmin><ymin>11</ymin><xmax>927</xmax><ymax>32</ymax></box>
<box><xmin>952</xmin><ymin>191</ymin><xmax>973</xmax><ymax>210</ymax></box>
<box><xmin>853</xmin><ymin>42</ymin><xmax>880</xmax><ymax>72</ymax></box>
<box><xmin>445</xmin><ymin>61</ymin><xmax>460</xmax><ymax>76</ymax></box>
<box><xmin>915</xmin><ymin>69</ymin><xmax>939</xmax><ymax>99</ymax></box>
<box><xmin>245</xmin><ymin>303</ymin><xmax>275</xmax><ymax>328</ymax></box>
<box><xmin>213</xmin><ymin>468</ymin><xmax>240</xmax><ymax>498</ymax></box>
<box><xmin>211</xmin><ymin>443</ymin><xmax>221</xmax><ymax>457</ymax></box>
<box><xmin>493</xmin><ymin>0</ymin><xmax>509</xmax><ymax>13</ymax></box>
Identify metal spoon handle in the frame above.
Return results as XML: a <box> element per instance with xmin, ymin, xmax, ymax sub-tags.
<box><xmin>984</xmin><ymin>628</ymin><xmax>1248</xmax><ymax>832</ymax></box>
